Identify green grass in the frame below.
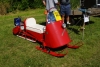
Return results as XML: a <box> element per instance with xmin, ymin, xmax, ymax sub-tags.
<box><xmin>0</xmin><ymin>9</ymin><xmax>100</xmax><ymax>67</ymax></box>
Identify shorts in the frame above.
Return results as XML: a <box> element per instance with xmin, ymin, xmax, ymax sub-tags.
<box><xmin>47</xmin><ymin>12</ymin><xmax>56</xmax><ymax>23</ymax></box>
<box><xmin>60</xmin><ymin>4</ymin><xmax>71</xmax><ymax>16</ymax></box>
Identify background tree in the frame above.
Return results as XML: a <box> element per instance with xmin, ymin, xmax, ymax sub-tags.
<box><xmin>0</xmin><ymin>0</ymin><xmax>80</xmax><ymax>15</ymax></box>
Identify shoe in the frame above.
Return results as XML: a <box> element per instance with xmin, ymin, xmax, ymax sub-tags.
<box><xmin>67</xmin><ymin>22</ymin><xmax>71</xmax><ymax>25</ymax></box>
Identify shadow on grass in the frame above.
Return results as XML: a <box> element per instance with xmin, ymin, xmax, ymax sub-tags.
<box><xmin>39</xmin><ymin>22</ymin><xmax>46</xmax><ymax>26</ymax></box>
<box><xmin>86</xmin><ymin>21</ymin><xmax>95</xmax><ymax>25</ymax></box>
<box><xmin>67</xmin><ymin>20</ymin><xmax>95</xmax><ymax>35</ymax></box>
<box><xmin>67</xmin><ymin>27</ymin><xmax>80</xmax><ymax>35</ymax></box>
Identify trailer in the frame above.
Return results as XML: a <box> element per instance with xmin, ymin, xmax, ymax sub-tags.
<box><xmin>69</xmin><ymin>0</ymin><xmax>100</xmax><ymax>27</ymax></box>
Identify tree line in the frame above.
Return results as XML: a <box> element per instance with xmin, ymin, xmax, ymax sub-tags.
<box><xmin>0</xmin><ymin>0</ymin><xmax>80</xmax><ymax>15</ymax></box>
<box><xmin>0</xmin><ymin>0</ymin><xmax>44</xmax><ymax>15</ymax></box>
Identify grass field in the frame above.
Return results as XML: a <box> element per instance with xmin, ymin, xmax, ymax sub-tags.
<box><xmin>0</xmin><ymin>9</ymin><xmax>100</xmax><ymax>67</ymax></box>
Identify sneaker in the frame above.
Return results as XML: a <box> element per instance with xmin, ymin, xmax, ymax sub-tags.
<box><xmin>67</xmin><ymin>22</ymin><xmax>71</xmax><ymax>25</ymax></box>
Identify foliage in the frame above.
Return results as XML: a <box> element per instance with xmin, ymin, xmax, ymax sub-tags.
<box><xmin>70</xmin><ymin>0</ymin><xmax>80</xmax><ymax>9</ymax></box>
<box><xmin>0</xmin><ymin>0</ymin><xmax>80</xmax><ymax>15</ymax></box>
<box><xmin>0</xmin><ymin>1</ymin><xmax>10</xmax><ymax>15</ymax></box>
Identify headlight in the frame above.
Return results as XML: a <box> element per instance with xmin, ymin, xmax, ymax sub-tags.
<box><xmin>62</xmin><ymin>23</ymin><xmax>66</xmax><ymax>28</ymax></box>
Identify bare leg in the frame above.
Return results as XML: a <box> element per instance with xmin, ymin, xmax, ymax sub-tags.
<box><xmin>66</xmin><ymin>15</ymin><xmax>71</xmax><ymax>24</ymax></box>
<box><xmin>62</xmin><ymin>15</ymin><xmax>65</xmax><ymax>23</ymax></box>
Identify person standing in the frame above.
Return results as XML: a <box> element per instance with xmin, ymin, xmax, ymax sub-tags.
<box><xmin>59</xmin><ymin>0</ymin><xmax>71</xmax><ymax>24</ymax></box>
<box><xmin>42</xmin><ymin>0</ymin><xmax>59</xmax><ymax>23</ymax></box>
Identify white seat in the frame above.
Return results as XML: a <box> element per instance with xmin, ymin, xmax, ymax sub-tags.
<box><xmin>26</xmin><ymin>24</ymin><xmax>45</xmax><ymax>33</ymax></box>
<box><xmin>24</xmin><ymin>18</ymin><xmax>45</xmax><ymax>33</ymax></box>
<box><xmin>25</xmin><ymin>18</ymin><xmax>36</xmax><ymax>27</ymax></box>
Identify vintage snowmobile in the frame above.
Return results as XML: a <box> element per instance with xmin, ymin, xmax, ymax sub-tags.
<box><xmin>13</xmin><ymin>11</ymin><xmax>82</xmax><ymax>57</ymax></box>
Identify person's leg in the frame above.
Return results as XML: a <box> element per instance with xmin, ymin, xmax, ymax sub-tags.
<box><xmin>62</xmin><ymin>15</ymin><xmax>65</xmax><ymax>23</ymax></box>
<box><xmin>66</xmin><ymin>15</ymin><xmax>70</xmax><ymax>24</ymax></box>
<box><xmin>65</xmin><ymin>4</ymin><xmax>71</xmax><ymax>24</ymax></box>
<box><xmin>60</xmin><ymin>5</ymin><xmax>65</xmax><ymax>23</ymax></box>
